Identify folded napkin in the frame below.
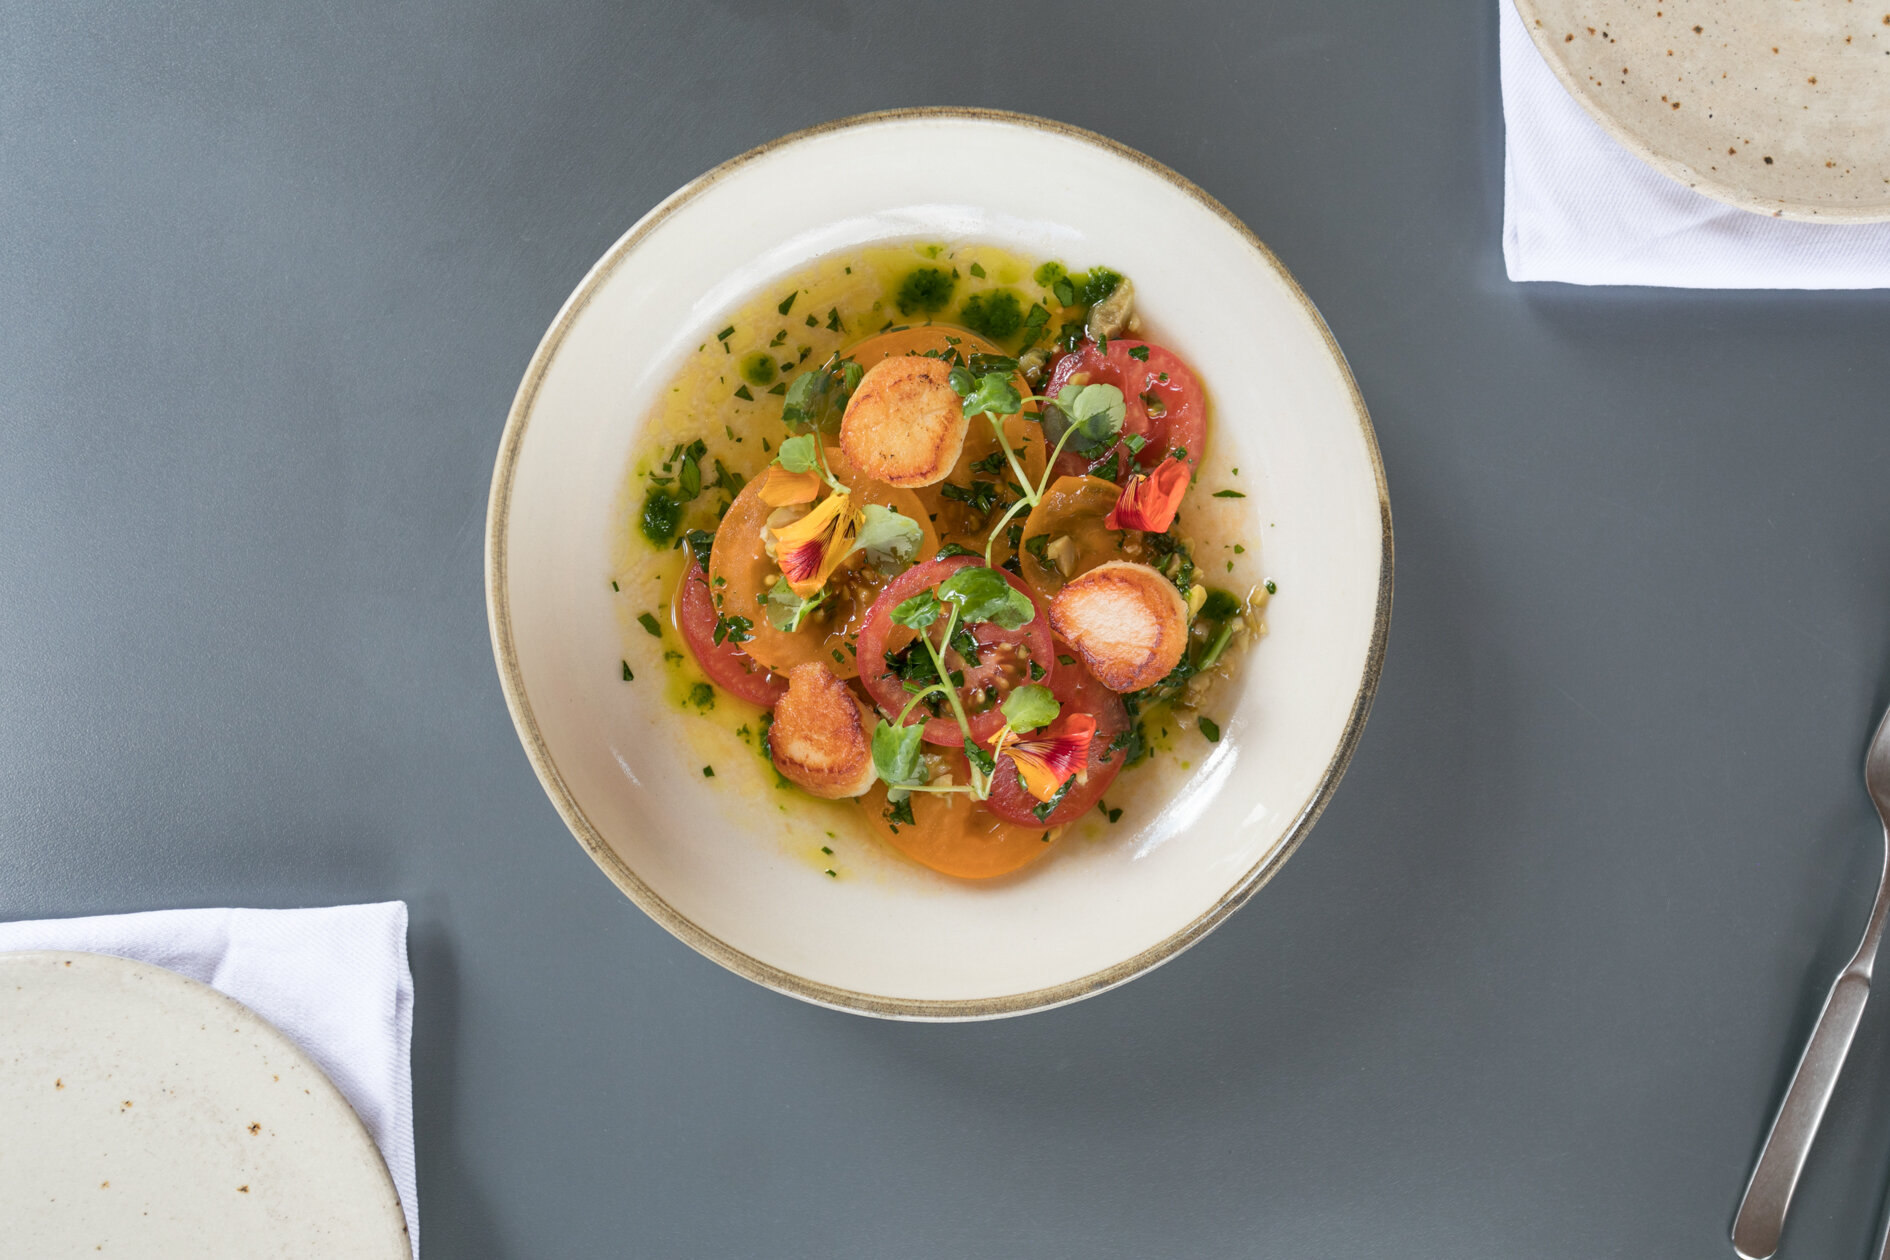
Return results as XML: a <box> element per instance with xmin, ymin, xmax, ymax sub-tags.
<box><xmin>1499</xmin><ymin>0</ymin><xmax>1890</xmax><ymax>287</ymax></box>
<box><xmin>0</xmin><ymin>902</ymin><xmax>418</xmax><ymax>1257</ymax></box>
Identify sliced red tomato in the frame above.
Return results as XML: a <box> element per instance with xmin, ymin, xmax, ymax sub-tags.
<box><xmin>857</xmin><ymin>555</ymin><xmax>1054</xmax><ymax>747</ymax></box>
<box><xmin>672</xmin><ymin>558</ymin><xmax>789</xmax><ymax>708</ymax></box>
<box><xmin>984</xmin><ymin>646</ymin><xmax>1129</xmax><ymax>826</ymax></box>
<box><xmin>1045</xmin><ymin>339</ymin><xmax>1206</xmax><ymax>482</ymax></box>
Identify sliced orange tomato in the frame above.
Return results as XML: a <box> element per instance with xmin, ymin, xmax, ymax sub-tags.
<box><xmin>858</xmin><ymin>751</ymin><xmax>1062</xmax><ymax>880</ymax></box>
<box><xmin>707</xmin><ymin>448</ymin><xmax>936</xmax><ymax>678</ymax></box>
<box><xmin>1017</xmin><ymin>475</ymin><xmax>1131</xmax><ymax>597</ymax></box>
<box><xmin>843</xmin><ymin>325</ymin><xmax>1045</xmax><ymax>553</ymax></box>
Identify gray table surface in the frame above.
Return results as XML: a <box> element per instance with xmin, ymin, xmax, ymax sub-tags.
<box><xmin>8</xmin><ymin>2</ymin><xmax>1890</xmax><ymax>1256</ymax></box>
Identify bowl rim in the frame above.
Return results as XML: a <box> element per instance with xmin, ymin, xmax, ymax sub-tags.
<box><xmin>484</xmin><ymin>107</ymin><xmax>1394</xmax><ymax>1020</ymax></box>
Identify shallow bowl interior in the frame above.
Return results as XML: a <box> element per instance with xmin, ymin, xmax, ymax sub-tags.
<box><xmin>487</xmin><ymin>110</ymin><xmax>1390</xmax><ymax>1019</ymax></box>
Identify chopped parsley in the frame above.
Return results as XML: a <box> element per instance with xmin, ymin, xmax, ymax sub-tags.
<box><xmin>637</xmin><ymin>612</ymin><xmax>661</xmax><ymax>637</ymax></box>
<box><xmin>620</xmin><ymin>660</ymin><xmax>633</xmax><ymax>681</ymax></box>
<box><xmin>960</xmin><ymin>290</ymin><xmax>1023</xmax><ymax>340</ymax></box>
<box><xmin>639</xmin><ymin>489</ymin><xmax>680</xmax><ymax>546</ymax></box>
<box><xmin>897</xmin><ymin>266</ymin><xmax>954</xmax><ymax>316</ymax></box>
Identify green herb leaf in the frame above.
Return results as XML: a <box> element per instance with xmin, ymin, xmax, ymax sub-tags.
<box><xmin>872</xmin><ymin>719</ymin><xmax>928</xmax><ymax>790</ymax></box>
<box><xmin>1198</xmin><ymin>716</ymin><xmax>1221</xmax><ymax>743</ymax></box>
<box><xmin>677</xmin><ymin>453</ymin><xmax>702</xmax><ymax>501</ymax></box>
<box><xmin>1001</xmin><ymin>683</ymin><xmax>1059</xmax><ymax>733</ymax></box>
<box><xmin>777</xmin><ymin>291</ymin><xmax>797</xmax><ymax>316</ymax></box>
<box><xmin>937</xmin><ymin>479</ymin><xmax>1004</xmax><ymax>516</ymax></box>
<box><xmin>965</xmin><ymin>374</ymin><xmax>1021</xmax><ymax>418</ymax></box>
<box><xmin>775</xmin><ymin>433</ymin><xmax>820</xmax><ymax>473</ymax></box>
<box><xmin>621</xmin><ymin>660</ymin><xmax>634</xmax><ymax>681</ymax></box>
<box><xmin>765</xmin><ymin>584</ymin><xmax>824</xmax><ymax>633</ymax></box>
<box><xmin>713</xmin><ymin>612</ymin><xmax>753</xmax><ymax>646</ymax></box>
<box><xmin>938</xmin><ymin>565</ymin><xmax>1034</xmax><ymax>630</ymax></box>
<box><xmin>1128</xmin><ymin>345</ymin><xmax>1150</xmax><ymax>362</ymax></box>
<box><xmin>850</xmin><ymin>504</ymin><xmax>923</xmax><ymax>573</ymax></box>
<box><xmin>968</xmin><ymin>262</ymin><xmax>986</xmax><ymax>278</ymax></box>
<box><xmin>683</xmin><ymin>529</ymin><xmax>716</xmax><ymax>570</ymax></box>
<box><xmin>781</xmin><ymin>370</ymin><xmax>831</xmax><ymax>431</ymax></box>
<box><xmin>891</xmin><ymin>588</ymin><xmax>942</xmax><ymax>630</ymax></box>
<box><xmin>933</xmin><ymin>543</ymin><xmax>979</xmax><ymax>560</ymax></box>
<box><xmin>637</xmin><ymin>612</ymin><xmax>662</xmax><ymax>637</ymax></box>
<box><xmin>1057</xmin><ymin>383</ymin><xmax>1127</xmax><ymax>444</ymax></box>
<box><xmin>884</xmin><ymin>796</ymin><xmax>916</xmax><ymax>829</ymax></box>
<box><xmin>1212</xmin><ymin>489</ymin><xmax>1245</xmax><ymax>499</ymax></box>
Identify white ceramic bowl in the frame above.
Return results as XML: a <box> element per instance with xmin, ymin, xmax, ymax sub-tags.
<box><xmin>486</xmin><ymin>109</ymin><xmax>1391</xmax><ymax>1019</ymax></box>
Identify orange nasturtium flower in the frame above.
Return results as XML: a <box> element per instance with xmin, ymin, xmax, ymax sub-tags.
<box><xmin>768</xmin><ymin>491</ymin><xmax>857</xmax><ymax>597</ymax></box>
<box><xmin>992</xmin><ymin>714</ymin><xmax>1097</xmax><ymax>802</ymax></box>
<box><xmin>758</xmin><ymin>465</ymin><xmax>821</xmax><ymax>507</ymax></box>
<box><xmin>1103</xmin><ymin>456</ymin><xmax>1190</xmax><ymax>534</ymax></box>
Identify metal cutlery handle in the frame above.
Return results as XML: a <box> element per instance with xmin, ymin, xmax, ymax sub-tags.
<box><xmin>1732</xmin><ymin>969</ymin><xmax>1873</xmax><ymax>1259</ymax></box>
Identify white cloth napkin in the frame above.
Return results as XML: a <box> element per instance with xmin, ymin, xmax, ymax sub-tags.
<box><xmin>0</xmin><ymin>902</ymin><xmax>418</xmax><ymax>1257</ymax></box>
<box><xmin>1499</xmin><ymin>0</ymin><xmax>1890</xmax><ymax>287</ymax></box>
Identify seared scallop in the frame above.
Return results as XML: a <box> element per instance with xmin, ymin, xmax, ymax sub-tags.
<box><xmin>1048</xmin><ymin>561</ymin><xmax>1189</xmax><ymax>693</ymax></box>
<box><xmin>768</xmin><ymin>662</ymin><xmax>879</xmax><ymax>799</ymax></box>
<box><xmin>838</xmin><ymin>357</ymin><xmax>968</xmax><ymax>488</ymax></box>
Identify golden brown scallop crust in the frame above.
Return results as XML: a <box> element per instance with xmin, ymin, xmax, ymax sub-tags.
<box><xmin>838</xmin><ymin>357</ymin><xmax>969</xmax><ymax>488</ymax></box>
<box><xmin>1047</xmin><ymin>561</ymin><xmax>1190</xmax><ymax>693</ymax></box>
<box><xmin>768</xmin><ymin>662</ymin><xmax>879</xmax><ymax>799</ymax></box>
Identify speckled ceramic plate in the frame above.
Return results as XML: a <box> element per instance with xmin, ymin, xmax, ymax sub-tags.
<box><xmin>1516</xmin><ymin>0</ymin><xmax>1890</xmax><ymax>220</ymax></box>
<box><xmin>487</xmin><ymin>109</ymin><xmax>1391</xmax><ymax>1019</ymax></box>
<box><xmin>0</xmin><ymin>951</ymin><xmax>409</xmax><ymax>1258</ymax></box>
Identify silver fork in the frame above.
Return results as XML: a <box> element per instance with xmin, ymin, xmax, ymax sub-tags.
<box><xmin>1732</xmin><ymin>702</ymin><xmax>1890</xmax><ymax>1259</ymax></box>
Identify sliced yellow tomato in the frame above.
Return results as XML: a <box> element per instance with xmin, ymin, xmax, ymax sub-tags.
<box><xmin>1017</xmin><ymin>475</ymin><xmax>1129</xmax><ymax>598</ymax></box>
<box><xmin>708</xmin><ymin>449</ymin><xmax>936</xmax><ymax>678</ymax></box>
<box><xmin>843</xmin><ymin>325</ymin><xmax>1045</xmax><ymax>554</ymax></box>
<box><xmin>857</xmin><ymin>752</ymin><xmax>1063</xmax><ymax>880</ymax></box>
